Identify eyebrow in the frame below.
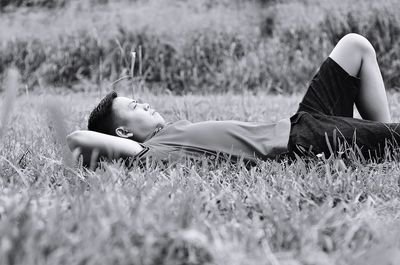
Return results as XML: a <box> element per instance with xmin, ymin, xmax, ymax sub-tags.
<box><xmin>128</xmin><ymin>98</ymin><xmax>144</xmax><ymax>108</ymax></box>
<box><xmin>128</xmin><ymin>100</ymin><xmax>137</xmax><ymax>108</ymax></box>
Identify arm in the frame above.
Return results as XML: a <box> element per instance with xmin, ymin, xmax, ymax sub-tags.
<box><xmin>66</xmin><ymin>130</ymin><xmax>144</xmax><ymax>169</ymax></box>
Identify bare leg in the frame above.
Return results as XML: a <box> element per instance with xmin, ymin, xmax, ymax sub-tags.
<box><xmin>329</xmin><ymin>33</ymin><xmax>391</xmax><ymax>122</ymax></box>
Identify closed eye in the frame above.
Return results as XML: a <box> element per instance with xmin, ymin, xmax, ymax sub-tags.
<box><xmin>129</xmin><ymin>100</ymin><xmax>137</xmax><ymax>110</ymax></box>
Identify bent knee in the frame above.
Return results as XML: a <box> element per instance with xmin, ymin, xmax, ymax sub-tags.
<box><xmin>340</xmin><ymin>33</ymin><xmax>376</xmax><ymax>57</ymax></box>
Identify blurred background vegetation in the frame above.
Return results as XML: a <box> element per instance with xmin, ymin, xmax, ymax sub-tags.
<box><xmin>0</xmin><ymin>0</ymin><xmax>399</xmax><ymax>94</ymax></box>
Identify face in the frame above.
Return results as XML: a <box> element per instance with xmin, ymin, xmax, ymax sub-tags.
<box><xmin>112</xmin><ymin>97</ymin><xmax>166</xmax><ymax>142</ymax></box>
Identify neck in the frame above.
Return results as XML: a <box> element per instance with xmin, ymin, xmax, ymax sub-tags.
<box><xmin>144</xmin><ymin>124</ymin><xmax>164</xmax><ymax>142</ymax></box>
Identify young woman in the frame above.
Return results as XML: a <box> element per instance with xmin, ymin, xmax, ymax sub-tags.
<box><xmin>67</xmin><ymin>33</ymin><xmax>396</xmax><ymax>169</ymax></box>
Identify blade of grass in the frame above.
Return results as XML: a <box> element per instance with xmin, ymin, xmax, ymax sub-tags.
<box><xmin>43</xmin><ymin>97</ymin><xmax>73</xmax><ymax>168</ymax></box>
<box><xmin>0</xmin><ymin>68</ymin><xmax>19</xmax><ymax>143</ymax></box>
<box><xmin>1</xmin><ymin>156</ymin><xmax>29</xmax><ymax>188</ymax></box>
<box><xmin>130</xmin><ymin>51</ymin><xmax>136</xmax><ymax>98</ymax></box>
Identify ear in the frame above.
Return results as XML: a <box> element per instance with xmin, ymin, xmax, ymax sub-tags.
<box><xmin>115</xmin><ymin>127</ymin><xmax>134</xmax><ymax>138</ymax></box>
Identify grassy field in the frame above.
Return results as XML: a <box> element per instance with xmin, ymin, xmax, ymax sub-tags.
<box><xmin>1</xmin><ymin>0</ymin><xmax>400</xmax><ymax>93</ymax></box>
<box><xmin>2</xmin><ymin>79</ymin><xmax>400</xmax><ymax>264</ymax></box>
<box><xmin>2</xmin><ymin>0</ymin><xmax>400</xmax><ymax>264</ymax></box>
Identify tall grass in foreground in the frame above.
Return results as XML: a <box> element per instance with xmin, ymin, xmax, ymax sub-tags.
<box><xmin>1</xmin><ymin>91</ymin><xmax>400</xmax><ymax>264</ymax></box>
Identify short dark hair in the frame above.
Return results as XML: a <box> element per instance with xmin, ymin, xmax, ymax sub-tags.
<box><xmin>88</xmin><ymin>91</ymin><xmax>118</xmax><ymax>135</ymax></box>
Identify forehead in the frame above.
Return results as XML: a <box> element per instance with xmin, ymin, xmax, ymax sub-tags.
<box><xmin>112</xmin><ymin>97</ymin><xmax>134</xmax><ymax>111</ymax></box>
<box><xmin>113</xmin><ymin>96</ymin><xmax>133</xmax><ymax>106</ymax></box>
<box><xmin>111</xmin><ymin>97</ymin><xmax>133</xmax><ymax>116</ymax></box>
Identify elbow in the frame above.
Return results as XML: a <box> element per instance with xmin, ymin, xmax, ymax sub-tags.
<box><xmin>66</xmin><ymin>130</ymin><xmax>83</xmax><ymax>151</ymax></box>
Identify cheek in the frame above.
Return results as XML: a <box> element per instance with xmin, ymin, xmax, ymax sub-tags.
<box><xmin>136</xmin><ymin>112</ymin><xmax>154</xmax><ymax>129</ymax></box>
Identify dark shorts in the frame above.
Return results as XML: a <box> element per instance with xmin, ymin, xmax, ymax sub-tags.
<box><xmin>289</xmin><ymin>57</ymin><xmax>400</xmax><ymax>161</ymax></box>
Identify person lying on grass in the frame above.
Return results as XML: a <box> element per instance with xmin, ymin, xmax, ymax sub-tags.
<box><xmin>67</xmin><ymin>33</ymin><xmax>397</xmax><ymax>169</ymax></box>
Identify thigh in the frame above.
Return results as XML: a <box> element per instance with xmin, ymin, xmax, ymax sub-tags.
<box><xmin>297</xmin><ymin>57</ymin><xmax>360</xmax><ymax>117</ymax></box>
<box><xmin>289</xmin><ymin>112</ymin><xmax>400</xmax><ymax>161</ymax></box>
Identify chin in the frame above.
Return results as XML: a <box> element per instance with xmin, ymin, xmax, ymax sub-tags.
<box><xmin>155</xmin><ymin>113</ymin><xmax>165</xmax><ymax>124</ymax></box>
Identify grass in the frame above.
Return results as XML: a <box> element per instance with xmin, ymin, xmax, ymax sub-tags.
<box><xmin>2</xmin><ymin>0</ymin><xmax>400</xmax><ymax>264</ymax></box>
<box><xmin>2</xmin><ymin>88</ymin><xmax>400</xmax><ymax>264</ymax></box>
<box><xmin>0</xmin><ymin>69</ymin><xmax>18</xmax><ymax>141</ymax></box>
<box><xmin>0</xmin><ymin>0</ymin><xmax>400</xmax><ymax>93</ymax></box>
